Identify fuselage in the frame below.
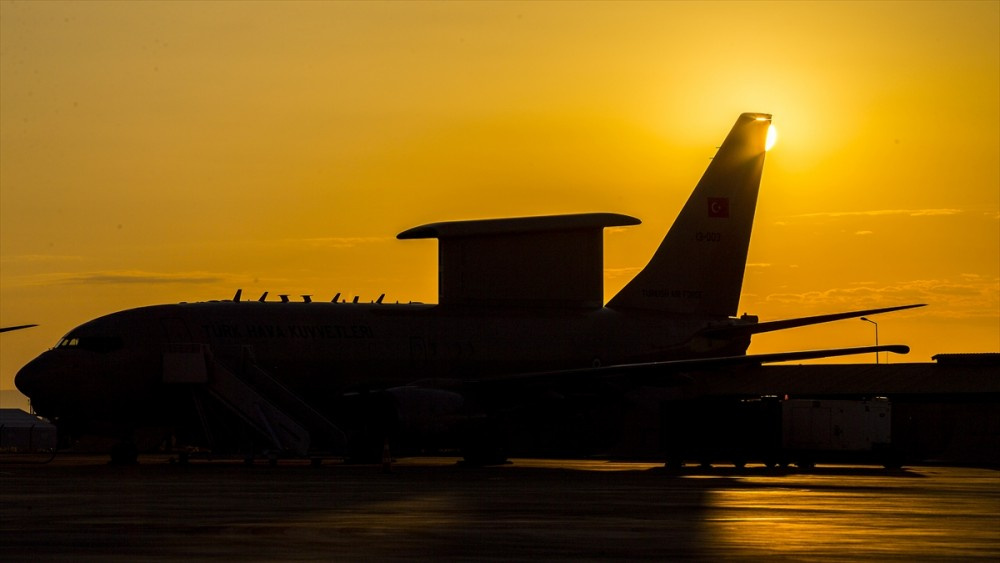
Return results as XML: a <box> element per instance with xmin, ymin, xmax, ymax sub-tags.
<box><xmin>15</xmin><ymin>300</ymin><xmax>747</xmax><ymax>433</ymax></box>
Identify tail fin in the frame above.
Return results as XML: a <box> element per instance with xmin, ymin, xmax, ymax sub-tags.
<box><xmin>607</xmin><ymin>113</ymin><xmax>772</xmax><ymax>316</ymax></box>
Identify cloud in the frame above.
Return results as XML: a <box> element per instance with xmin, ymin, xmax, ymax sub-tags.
<box><xmin>55</xmin><ymin>271</ymin><xmax>226</xmax><ymax>285</ymax></box>
<box><xmin>0</xmin><ymin>254</ymin><xmax>85</xmax><ymax>264</ymax></box>
<box><xmin>792</xmin><ymin>209</ymin><xmax>963</xmax><ymax>218</ymax></box>
<box><xmin>274</xmin><ymin>237</ymin><xmax>390</xmax><ymax>249</ymax></box>
<box><xmin>854</xmin><ymin>230</ymin><xmax>873</xmax><ymax>236</ymax></box>
<box><xmin>605</xmin><ymin>226</ymin><xmax>637</xmax><ymax>234</ymax></box>
<box><xmin>761</xmin><ymin>277</ymin><xmax>999</xmax><ymax>320</ymax></box>
<box><xmin>604</xmin><ymin>266</ymin><xmax>641</xmax><ymax>279</ymax></box>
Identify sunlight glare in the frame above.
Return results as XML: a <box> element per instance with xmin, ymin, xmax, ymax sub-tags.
<box><xmin>765</xmin><ymin>124</ymin><xmax>777</xmax><ymax>151</ymax></box>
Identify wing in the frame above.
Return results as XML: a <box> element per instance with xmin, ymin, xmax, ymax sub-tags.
<box><xmin>702</xmin><ymin>304</ymin><xmax>926</xmax><ymax>339</ymax></box>
<box><xmin>467</xmin><ymin>344</ymin><xmax>911</xmax><ymax>391</ymax></box>
<box><xmin>0</xmin><ymin>324</ymin><xmax>38</xmax><ymax>334</ymax></box>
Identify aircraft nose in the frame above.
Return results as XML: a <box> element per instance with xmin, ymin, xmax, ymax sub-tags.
<box><xmin>14</xmin><ymin>351</ymin><xmax>91</xmax><ymax>417</ymax></box>
<box><xmin>14</xmin><ymin>353</ymin><xmax>49</xmax><ymax>401</ymax></box>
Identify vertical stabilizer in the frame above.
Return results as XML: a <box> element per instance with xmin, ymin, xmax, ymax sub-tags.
<box><xmin>607</xmin><ymin>113</ymin><xmax>772</xmax><ymax>316</ymax></box>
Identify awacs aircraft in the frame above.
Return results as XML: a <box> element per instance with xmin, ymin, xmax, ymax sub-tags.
<box><xmin>15</xmin><ymin>113</ymin><xmax>923</xmax><ymax>463</ymax></box>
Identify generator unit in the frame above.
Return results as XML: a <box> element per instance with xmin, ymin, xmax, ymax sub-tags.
<box><xmin>661</xmin><ymin>397</ymin><xmax>898</xmax><ymax>469</ymax></box>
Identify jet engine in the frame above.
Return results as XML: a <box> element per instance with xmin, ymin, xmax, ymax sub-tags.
<box><xmin>385</xmin><ymin>386</ymin><xmax>468</xmax><ymax>453</ymax></box>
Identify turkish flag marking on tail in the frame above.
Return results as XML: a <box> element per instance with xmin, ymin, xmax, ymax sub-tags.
<box><xmin>708</xmin><ymin>197</ymin><xmax>729</xmax><ymax>218</ymax></box>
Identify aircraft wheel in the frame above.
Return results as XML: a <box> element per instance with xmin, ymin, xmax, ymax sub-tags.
<box><xmin>883</xmin><ymin>456</ymin><xmax>904</xmax><ymax>470</ymax></box>
<box><xmin>461</xmin><ymin>419</ymin><xmax>508</xmax><ymax>466</ymax></box>
<box><xmin>346</xmin><ymin>392</ymin><xmax>399</xmax><ymax>464</ymax></box>
<box><xmin>663</xmin><ymin>458</ymin><xmax>685</xmax><ymax>470</ymax></box>
<box><xmin>461</xmin><ymin>449</ymin><xmax>508</xmax><ymax>466</ymax></box>
<box><xmin>109</xmin><ymin>441</ymin><xmax>139</xmax><ymax>465</ymax></box>
<box><xmin>346</xmin><ymin>436</ymin><xmax>387</xmax><ymax>464</ymax></box>
<box><xmin>461</xmin><ymin>435</ymin><xmax>508</xmax><ymax>466</ymax></box>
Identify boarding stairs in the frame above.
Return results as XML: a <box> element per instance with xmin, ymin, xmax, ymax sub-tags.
<box><xmin>162</xmin><ymin>343</ymin><xmax>346</xmax><ymax>457</ymax></box>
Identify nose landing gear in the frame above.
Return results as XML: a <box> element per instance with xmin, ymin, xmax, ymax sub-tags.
<box><xmin>109</xmin><ymin>440</ymin><xmax>139</xmax><ymax>465</ymax></box>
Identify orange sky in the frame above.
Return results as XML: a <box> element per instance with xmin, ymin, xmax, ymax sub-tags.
<box><xmin>2</xmin><ymin>1</ymin><xmax>998</xmax><ymax>410</ymax></box>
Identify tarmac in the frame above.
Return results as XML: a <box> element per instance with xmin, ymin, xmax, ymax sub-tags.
<box><xmin>1</xmin><ymin>455</ymin><xmax>998</xmax><ymax>561</ymax></box>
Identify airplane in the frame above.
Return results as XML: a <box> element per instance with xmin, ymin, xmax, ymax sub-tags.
<box><xmin>14</xmin><ymin>113</ymin><xmax>923</xmax><ymax>464</ymax></box>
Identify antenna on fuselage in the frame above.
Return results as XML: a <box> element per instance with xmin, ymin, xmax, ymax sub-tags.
<box><xmin>258</xmin><ymin>292</ymin><xmax>268</xmax><ymax>302</ymax></box>
<box><xmin>280</xmin><ymin>295</ymin><xmax>290</xmax><ymax>303</ymax></box>
<box><xmin>302</xmin><ymin>295</ymin><xmax>312</xmax><ymax>303</ymax></box>
<box><xmin>332</xmin><ymin>292</ymin><xmax>341</xmax><ymax>303</ymax></box>
<box><xmin>232</xmin><ymin>289</ymin><xmax>242</xmax><ymax>302</ymax></box>
<box><xmin>376</xmin><ymin>293</ymin><xmax>385</xmax><ymax>304</ymax></box>
<box><xmin>352</xmin><ymin>295</ymin><xmax>359</xmax><ymax>304</ymax></box>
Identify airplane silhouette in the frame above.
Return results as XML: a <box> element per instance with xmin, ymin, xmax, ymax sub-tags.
<box><xmin>14</xmin><ymin>113</ymin><xmax>922</xmax><ymax>463</ymax></box>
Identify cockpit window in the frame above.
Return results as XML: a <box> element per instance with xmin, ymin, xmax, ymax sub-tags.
<box><xmin>56</xmin><ymin>336</ymin><xmax>123</xmax><ymax>353</ymax></box>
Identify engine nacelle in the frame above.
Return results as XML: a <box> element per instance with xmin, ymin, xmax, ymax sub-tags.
<box><xmin>385</xmin><ymin>386</ymin><xmax>468</xmax><ymax>447</ymax></box>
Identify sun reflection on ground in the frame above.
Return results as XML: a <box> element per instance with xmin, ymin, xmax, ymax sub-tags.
<box><xmin>702</xmin><ymin>467</ymin><xmax>1000</xmax><ymax>559</ymax></box>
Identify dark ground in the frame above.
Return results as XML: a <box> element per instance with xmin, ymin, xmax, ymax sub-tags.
<box><xmin>1</xmin><ymin>456</ymin><xmax>998</xmax><ymax>561</ymax></box>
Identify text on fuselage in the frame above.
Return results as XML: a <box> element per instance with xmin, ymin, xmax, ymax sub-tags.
<box><xmin>202</xmin><ymin>324</ymin><xmax>375</xmax><ymax>340</ymax></box>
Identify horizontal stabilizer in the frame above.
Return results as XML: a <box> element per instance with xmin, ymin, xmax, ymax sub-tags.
<box><xmin>703</xmin><ymin>304</ymin><xmax>926</xmax><ymax>339</ymax></box>
<box><xmin>692</xmin><ymin>344</ymin><xmax>910</xmax><ymax>368</ymax></box>
<box><xmin>474</xmin><ymin>344</ymin><xmax>910</xmax><ymax>390</ymax></box>
<box><xmin>589</xmin><ymin>344</ymin><xmax>910</xmax><ymax>376</ymax></box>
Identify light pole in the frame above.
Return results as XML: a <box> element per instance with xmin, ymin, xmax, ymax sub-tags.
<box><xmin>860</xmin><ymin>317</ymin><xmax>879</xmax><ymax>364</ymax></box>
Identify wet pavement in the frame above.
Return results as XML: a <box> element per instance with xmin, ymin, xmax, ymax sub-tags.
<box><xmin>1</xmin><ymin>456</ymin><xmax>998</xmax><ymax>561</ymax></box>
